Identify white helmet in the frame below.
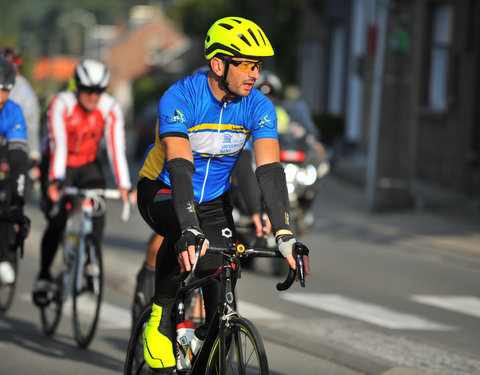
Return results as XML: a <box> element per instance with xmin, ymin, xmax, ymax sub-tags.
<box><xmin>254</xmin><ymin>70</ymin><xmax>282</xmax><ymax>98</ymax></box>
<box><xmin>74</xmin><ymin>59</ymin><xmax>110</xmax><ymax>91</ymax></box>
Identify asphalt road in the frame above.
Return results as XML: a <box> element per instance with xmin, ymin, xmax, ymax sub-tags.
<box><xmin>1</xmin><ymin>175</ymin><xmax>480</xmax><ymax>375</ymax></box>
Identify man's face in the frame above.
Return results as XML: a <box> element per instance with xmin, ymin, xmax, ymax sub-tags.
<box><xmin>225</xmin><ymin>58</ymin><xmax>263</xmax><ymax>97</ymax></box>
<box><xmin>0</xmin><ymin>89</ymin><xmax>10</xmax><ymax>113</ymax></box>
<box><xmin>77</xmin><ymin>88</ymin><xmax>103</xmax><ymax>112</ymax></box>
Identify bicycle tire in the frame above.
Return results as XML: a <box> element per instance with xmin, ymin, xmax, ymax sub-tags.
<box><xmin>0</xmin><ymin>251</ymin><xmax>17</xmax><ymax>314</ymax></box>
<box><xmin>205</xmin><ymin>316</ymin><xmax>269</xmax><ymax>375</ymax></box>
<box><xmin>72</xmin><ymin>234</ymin><xmax>103</xmax><ymax>349</ymax></box>
<box><xmin>39</xmin><ymin>231</ymin><xmax>77</xmax><ymax>337</ymax></box>
<box><xmin>0</xmin><ymin>220</ymin><xmax>17</xmax><ymax>314</ymax></box>
<box><xmin>124</xmin><ymin>303</ymin><xmax>152</xmax><ymax>375</ymax></box>
<box><xmin>39</xmin><ymin>277</ymin><xmax>63</xmax><ymax>336</ymax></box>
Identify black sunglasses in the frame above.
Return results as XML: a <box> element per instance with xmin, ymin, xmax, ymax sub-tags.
<box><xmin>78</xmin><ymin>86</ymin><xmax>105</xmax><ymax>95</ymax></box>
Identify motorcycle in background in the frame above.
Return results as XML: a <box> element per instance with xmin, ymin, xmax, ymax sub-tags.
<box><xmin>231</xmin><ymin>121</ymin><xmax>329</xmax><ymax>276</ymax></box>
<box><xmin>278</xmin><ymin>121</ymin><xmax>330</xmax><ymax>233</ymax></box>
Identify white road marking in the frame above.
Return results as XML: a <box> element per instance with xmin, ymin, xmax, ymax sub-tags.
<box><xmin>410</xmin><ymin>295</ymin><xmax>480</xmax><ymax>319</ymax></box>
<box><xmin>281</xmin><ymin>293</ymin><xmax>455</xmax><ymax>331</ymax></box>
<box><xmin>15</xmin><ymin>293</ymin><xmax>462</xmax><ymax>332</ymax></box>
<box><xmin>18</xmin><ymin>293</ymin><xmax>131</xmax><ymax>329</ymax></box>
<box><xmin>237</xmin><ymin>300</ymin><xmax>288</xmax><ymax>320</ymax></box>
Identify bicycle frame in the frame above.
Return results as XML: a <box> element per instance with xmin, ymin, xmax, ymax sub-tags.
<box><xmin>174</xmin><ymin>256</ymin><xmax>238</xmax><ymax>374</ymax></box>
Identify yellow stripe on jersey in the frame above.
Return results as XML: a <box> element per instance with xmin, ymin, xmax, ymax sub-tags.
<box><xmin>139</xmin><ymin>142</ymin><xmax>166</xmax><ymax>180</ymax></box>
<box><xmin>189</xmin><ymin>123</ymin><xmax>249</xmax><ymax>134</ymax></box>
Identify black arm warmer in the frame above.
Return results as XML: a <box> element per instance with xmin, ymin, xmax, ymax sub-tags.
<box><xmin>167</xmin><ymin>157</ymin><xmax>199</xmax><ymax>231</ymax></box>
<box><xmin>8</xmin><ymin>141</ymin><xmax>28</xmax><ymax>207</ymax></box>
<box><xmin>255</xmin><ymin>162</ymin><xmax>291</xmax><ymax>234</ymax></box>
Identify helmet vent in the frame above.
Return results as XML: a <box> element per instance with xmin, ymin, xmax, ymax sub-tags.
<box><xmin>257</xmin><ymin>29</ymin><xmax>267</xmax><ymax>46</ymax></box>
<box><xmin>230</xmin><ymin>44</ymin><xmax>241</xmax><ymax>52</ymax></box>
<box><xmin>237</xmin><ymin>34</ymin><xmax>251</xmax><ymax>47</ymax></box>
<box><xmin>248</xmin><ymin>29</ymin><xmax>260</xmax><ymax>46</ymax></box>
<box><xmin>219</xmin><ymin>23</ymin><xmax>234</xmax><ymax>30</ymax></box>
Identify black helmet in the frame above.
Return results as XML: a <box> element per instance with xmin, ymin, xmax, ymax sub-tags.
<box><xmin>0</xmin><ymin>55</ymin><xmax>15</xmax><ymax>91</ymax></box>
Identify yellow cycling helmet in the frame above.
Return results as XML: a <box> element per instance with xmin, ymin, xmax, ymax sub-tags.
<box><xmin>205</xmin><ymin>17</ymin><xmax>274</xmax><ymax>60</ymax></box>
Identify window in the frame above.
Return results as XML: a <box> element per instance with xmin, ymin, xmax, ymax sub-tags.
<box><xmin>427</xmin><ymin>4</ymin><xmax>453</xmax><ymax>112</ymax></box>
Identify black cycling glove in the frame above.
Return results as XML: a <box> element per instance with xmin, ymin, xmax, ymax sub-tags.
<box><xmin>175</xmin><ymin>226</ymin><xmax>205</xmax><ymax>255</ymax></box>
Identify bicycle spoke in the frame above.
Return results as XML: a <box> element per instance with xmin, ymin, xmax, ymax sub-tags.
<box><xmin>206</xmin><ymin>317</ymin><xmax>269</xmax><ymax>375</ymax></box>
<box><xmin>72</xmin><ymin>235</ymin><xmax>103</xmax><ymax>348</ymax></box>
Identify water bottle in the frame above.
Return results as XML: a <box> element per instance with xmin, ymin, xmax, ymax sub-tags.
<box><xmin>176</xmin><ymin>319</ymin><xmax>195</xmax><ymax>370</ymax></box>
<box><xmin>188</xmin><ymin>325</ymin><xmax>207</xmax><ymax>364</ymax></box>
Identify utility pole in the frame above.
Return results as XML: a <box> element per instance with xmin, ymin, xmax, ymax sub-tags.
<box><xmin>366</xmin><ymin>0</ymin><xmax>415</xmax><ymax>211</ymax></box>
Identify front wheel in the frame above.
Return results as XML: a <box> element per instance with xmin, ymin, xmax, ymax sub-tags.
<box><xmin>0</xmin><ymin>221</ymin><xmax>17</xmax><ymax>314</ymax></box>
<box><xmin>124</xmin><ymin>303</ymin><xmax>151</xmax><ymax>375</ymax></box>
<box><xmin>72</xmin><ymin>234</ymin><xmax>103</xmax><ymax>349</ymax></box>
<box><xmin>0</xmin><ymin>254</ymin><xmax>17</xmax><ymax>315</ymax></box>
<box><xmin>39</xmin><ymin>278</ymin><xmax>63</xmax><ymax>336</ymax></box>
<box><xmin>205</xmin><ymin>316</ymin><xmax>269</xmax><ymax>375</ymax></box>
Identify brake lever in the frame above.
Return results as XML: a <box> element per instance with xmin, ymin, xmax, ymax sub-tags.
<box><xmin>296</xmin><ymin>252</ymin><xmax>305</xmax><ymax>287</ymax></box>
<box><xmin>295</xmin><ymin>242</ymin><xmax>308</xmax><ymax>288</ymax></box>
<box><xmin>190</xmin><ymin>236</ymin><xmax>204</xmax><ymax>278</ymax></box>
<box><xmin>276</xmin><ymin>242</ymin><xmax>308</xmax><ymax>291</ymax></box>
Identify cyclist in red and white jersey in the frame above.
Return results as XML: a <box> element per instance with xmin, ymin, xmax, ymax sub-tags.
<box><xmin>32</xmin><ymin>59</ymin><xmax>133</xmax><ymax>306</ymax></box>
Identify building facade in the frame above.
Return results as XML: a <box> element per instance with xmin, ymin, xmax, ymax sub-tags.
<box><xmin>298</xmin><ymin>0</ymin><xmax>480</xmax><ymax>210</ymax></box>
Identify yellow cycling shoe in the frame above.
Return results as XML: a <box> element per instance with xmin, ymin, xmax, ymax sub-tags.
<box><xmin>143</xmin><ymin>303</ymin><xmax>176</xmax><ymax>372</ymax></box>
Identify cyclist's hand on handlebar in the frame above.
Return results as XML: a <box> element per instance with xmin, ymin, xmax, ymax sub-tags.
<box><xmin>276</xmin><ymin>234</ymin><xmax>297</xmax><ymax>269</ymax></box>
<box><xmin>120</xmin><ymin>188</ymin><xmax>137</xmax><ymax>204</ymax></box>
<box><xmin>175</xmin><ymin>226</ymin><xmax>209</xmax><ymax>272</ymax></box>
<box><xmin>10</xmin><ymin>207</ymin><xmax>31</xmax><ymax>239</ymax></box>
<box><xmin>276</xmin><ymin>234</ymin><xmax>310</xmax><ymax>279</ymax></box>
<box><xmin>252</xmin><ymin>213</ymin><xmax>272</xmax><ymax>238</ymax></box>
<box><xmin>47</xmin><ymin>181</ymin><xmax>62</xmax><ymax>202</ymax></box>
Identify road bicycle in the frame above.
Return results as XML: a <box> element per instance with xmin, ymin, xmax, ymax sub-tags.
<box><xmin>125</xmin><ymin>241</ymin><xmax>308</xmax><ymax>374</ymax></box>
<box><xmin>39</xmin><ymin>186</ymin><xmax>130</xmax><ymax>349</ymax></box>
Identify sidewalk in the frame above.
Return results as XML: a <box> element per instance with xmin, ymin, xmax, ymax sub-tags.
<box><xmin>316</xmin><ymin>164</ymin><xmax>480</xmax><ymax>262</ymax></box>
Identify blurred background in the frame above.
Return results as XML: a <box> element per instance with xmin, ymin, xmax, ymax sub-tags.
<box><xmin>1</xmin><ymin>0</ymin><xmax>479</xmax><ymax>213</ymax></box>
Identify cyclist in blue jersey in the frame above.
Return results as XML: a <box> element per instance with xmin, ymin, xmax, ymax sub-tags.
<box><xmin>0</xmin><ymin>56</ymin><xmax>30</xmax><ymax>285</ymax></box>
<box><xmin>136</xmin><ymin>17</ymin><xmax>310</xmax><ymax>372</ymax></box>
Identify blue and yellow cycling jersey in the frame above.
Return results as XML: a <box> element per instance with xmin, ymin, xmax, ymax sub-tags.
<box><xmin>139</xmin><ymin>71</ymin><xmax>278</xmax><ymax>203</ymax></box>
<box><xmin>0</xmin><ymin>99</ymin><xmax>28</xmax><ymax>140</ymax></box>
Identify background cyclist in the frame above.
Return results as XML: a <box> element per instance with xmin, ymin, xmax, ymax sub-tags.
<box><xmin>32</xmin><ymin>59</ymin><xmax>134</xmax><ymax>306</ymax></box>
<box><xmin>0</xmin><ymin>55</ymin><xmax>30</xmax><ymax>286</ymax></box>
<box><xmin>1</xmin><ymin>47</ymin><xmax>41</xmax><ymax>190</ymax></box>
<box><xmin>136</xmin><ymin>16</ymin><xmax>310</xmax><ymax>372</ymax></box>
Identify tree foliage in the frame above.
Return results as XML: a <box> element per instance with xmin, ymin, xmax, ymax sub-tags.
<box><xmin>168</xmin><ymin>0</ymin><xmax>303</xmax><ymax>85</ymax></box>
<box><xmin>0</xmin><ymin>0</ymin><xmax>305</xmax><ymax>86</ymax></box>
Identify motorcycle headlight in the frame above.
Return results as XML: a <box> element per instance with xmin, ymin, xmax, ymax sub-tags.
<box><xmin>284</xmin><ymin>163</ymin><xmax>299</xmax><ymax>183</ymax></box>
<box><xmin>296</xmin><ymin>165</ymin><xmax>317</xmax><ymax>186</ymax></box>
